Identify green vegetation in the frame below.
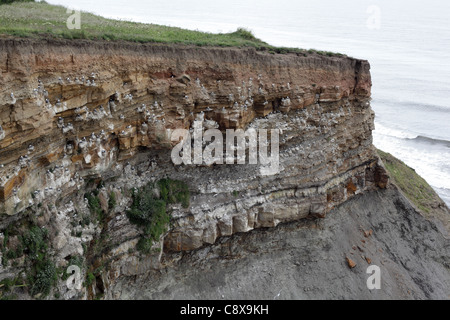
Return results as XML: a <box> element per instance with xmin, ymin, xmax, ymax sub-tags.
<box><xmin>1</xmin><ymin>224</ymin><xmax>60</xmax><ymax>298</ymax></box>
<box><xmin>61</xmin><ymin>255</ymin><xmax>84</xmax><ymax>281</ymax></box>
<box><xmin>127</xmin><ymin>179</ymin><xmax>189</xmax><ymax>253</ymax></box>
<box><xmin>0</xmin><ymin>2</ymin><xmax>344</xmax><ymax>56</ymax></box>
<box><xmin>21</xmin><ymin>226</ymin><xmax>48</xmax><ymax>257</ymax></box>
<box><xmin>85</xmin><ymin>192</ymin><xmax>104</xmax><ymax>223</ymax></box>
<box><xmin>158</xmin><ymin>178</ymin><xmax>190</xmax><ymax>209</ymax></box>
<box><xmin>28</xmin><ymin>259</ymin><xmax>57</xmax><ymax>297</ymax></box>
<box><xmin>85</xmin><ymin>272</ymin><xmax>95</xmax><ymax>287</ymax></box>
<box><xmin>308</xmin><ymin>49</ymin><xmax>342</xmax><ymax>57</ymax></box>
<box><xmin>0</xmin><ymin>276</ymin><xmax>24</xmax><ymax>300</ymax></box>
<box><xmin>19</xmin><ymin>226</ymin><xmax>57</xmax><ymax>298</ymax></box>
<box><xmin>136</xmin><ymin>237</ymin><xmax>155</xmax><ymax>254</ymax></box>
<box><xmin>108</xmin><ymin>191</ymin><xmax>116</xmax><ymax>211</ymax></box>
<box><xmin>0</xmin><ymin>0</ymin><xmax>33</xmax><ymax>4</ymax></box>
<box><xmin>85</xmin><ymin>263</ymin><xmax>104</xmax><ymax>291</ymax></box>
<box><xmin>90</xmin><ymin>233</ymin><xmax>111</xmax><ymax>257</ymax></box>
<box><xmin>127</xmin><ymin>185</ymin><xmax>169</xmax><ymax>253</ymax></box>
<box><xmin>0</xmin><ymin>221</ymin><xmax>57</xmax><ymax>299</ymax></box>
<box><xmin>2</xmin><ymin>229</ymin><xmax>22</xmax><ymax>261</ymax></box>
<box><xmin>67</xmin><ymin>255</ymin><xmax>84</xmax><ymax>269</ymax></box>
<box><xmin>377</xmin><ymin>149</ymin><xmax>439</xmax><ymax>214</ymax></box>
<box><xmin>0</xmin><ymin>216</ymin><xmax>76</xmax><ymax>299</ymax></box>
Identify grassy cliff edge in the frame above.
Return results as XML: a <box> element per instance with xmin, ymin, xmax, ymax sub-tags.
<box><xmin>0</xmin><ymin>1</ymin><xmax>344</xmax><ymax>56</ymax></box>
<box><xmin>377</xmin><ymin>149</ymin><xmax>449</xmax><ymax>234</ymax></box>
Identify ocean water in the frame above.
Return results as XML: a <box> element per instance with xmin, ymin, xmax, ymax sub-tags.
<box><xmin>47</xmin><ymin>0</ymin><xmax>450</xmax><ymax>206</ymax></box>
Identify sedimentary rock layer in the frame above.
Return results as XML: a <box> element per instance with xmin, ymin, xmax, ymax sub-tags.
<box><xmin>0</xmin><ymin>38</ymin><xmax>390</xmax><ymax>298</ymax></box>
<box><xmin>109</xmin><ymin>187</ymin><xmax>450</xmax><ymax>300</ymax></box>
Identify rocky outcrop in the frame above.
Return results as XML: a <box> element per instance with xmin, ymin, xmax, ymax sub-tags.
<box><xmin>0</xmin><ymin>38</ymin><xmax>395</xmax><ymax>299</ymax></box>
<box><xmin>103</xmin><ymin>170</ymin><xmax>449</xmax><ymax>300</ymax></box>
<box><xmin>109</xmin><ymin>187</ymin><xmax>450</xmax><ymax>300</ymax></box>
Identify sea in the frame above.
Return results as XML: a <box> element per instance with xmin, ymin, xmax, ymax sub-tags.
<box><xmin>47</xmin><ymin>0</ymin><xmax>450</xmax><ymax>206</ymax></box>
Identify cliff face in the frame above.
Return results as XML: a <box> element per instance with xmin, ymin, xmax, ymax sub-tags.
<box><xmin>0</xmin><ymin>38</ymin><xmax>397</xmax><ymax>299</ymax></box>
<box><xmin>112</xmin><ymin>187</ymin><xmax>450</xmax><ymax>300</ymax></box>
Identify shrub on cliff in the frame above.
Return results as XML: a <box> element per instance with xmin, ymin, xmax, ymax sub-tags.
<box><xmin>85</xmin><ymin>192</ymin><xmax>104</xmax><ymax>223</ymax></box>
<box><xmin>0</xmin><ymin>224</ymin><xmax>58</xmax><ymax>298</ymax></box>
<box><xmin>21</xmin><ymin>226</ymin><xmax>48</xmax><ymax>257</ymax></box>
<box><xmin>19</xmin><ymin>226</ymin><xmax>58</xmax><ymax>298</ymax></box>
<box><xmin>158</xmin><ymin>178</ymin><xmax>190</xmax><ymax>208</ymax></box>
<box><xmin>127</xmin><ymin>193</ymin><xmax>166</xmax><ymax>228</ymax></box>
<box><xmin>232</xmin><ymin>28</ymin><xmax>258</xmax><ymax>41</ymax></box>
<box><xmin>29</xmin><ymin>259</ymin><xmax>57</xmax><ymax>297</ymax></box>
<box><xmin>127</xmin><ymin>179</ymin><xmax>189</xmax><ymax>253</ymax></box>
<box><xmin>127</xmin><ymin>187</ymin><xmax>169</xmax><ymax>253</ymax></box>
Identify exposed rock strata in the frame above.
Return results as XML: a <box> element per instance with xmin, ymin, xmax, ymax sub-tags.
<box><xmin>0</xmin><ymin>39</ymin><xmax>396</xmax><ymax>299</ymax></box>
<box><xmin>109</xmin><ymin>187</ymin><xmax>450</xmax><ymax>300</ymax></box>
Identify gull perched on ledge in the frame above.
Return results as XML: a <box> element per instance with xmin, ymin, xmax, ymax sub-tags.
<box><xmin>10</xmin><ymin>92</ymin><xmax>16</xmax><ymax>105</ymax></box>
<box><xmin>57</xmin><ymin>117</ymin><xmax>64</xmax><ymax>128</ymax></box>
<box><xmin>124</xmin><ymin>94</ymin><xmax>133</xmax><ymax>103</ymax></box>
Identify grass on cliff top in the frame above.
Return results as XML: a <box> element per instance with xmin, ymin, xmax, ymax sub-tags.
<box><xmin>0</xmin><ymin>1</ymin><xmax>344</xmax><ymax>56</ymax></box>
<box><xmin>377</xmin><ymin>149</ymin><xmax>439</xmax><ymax>214</ymax></box>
